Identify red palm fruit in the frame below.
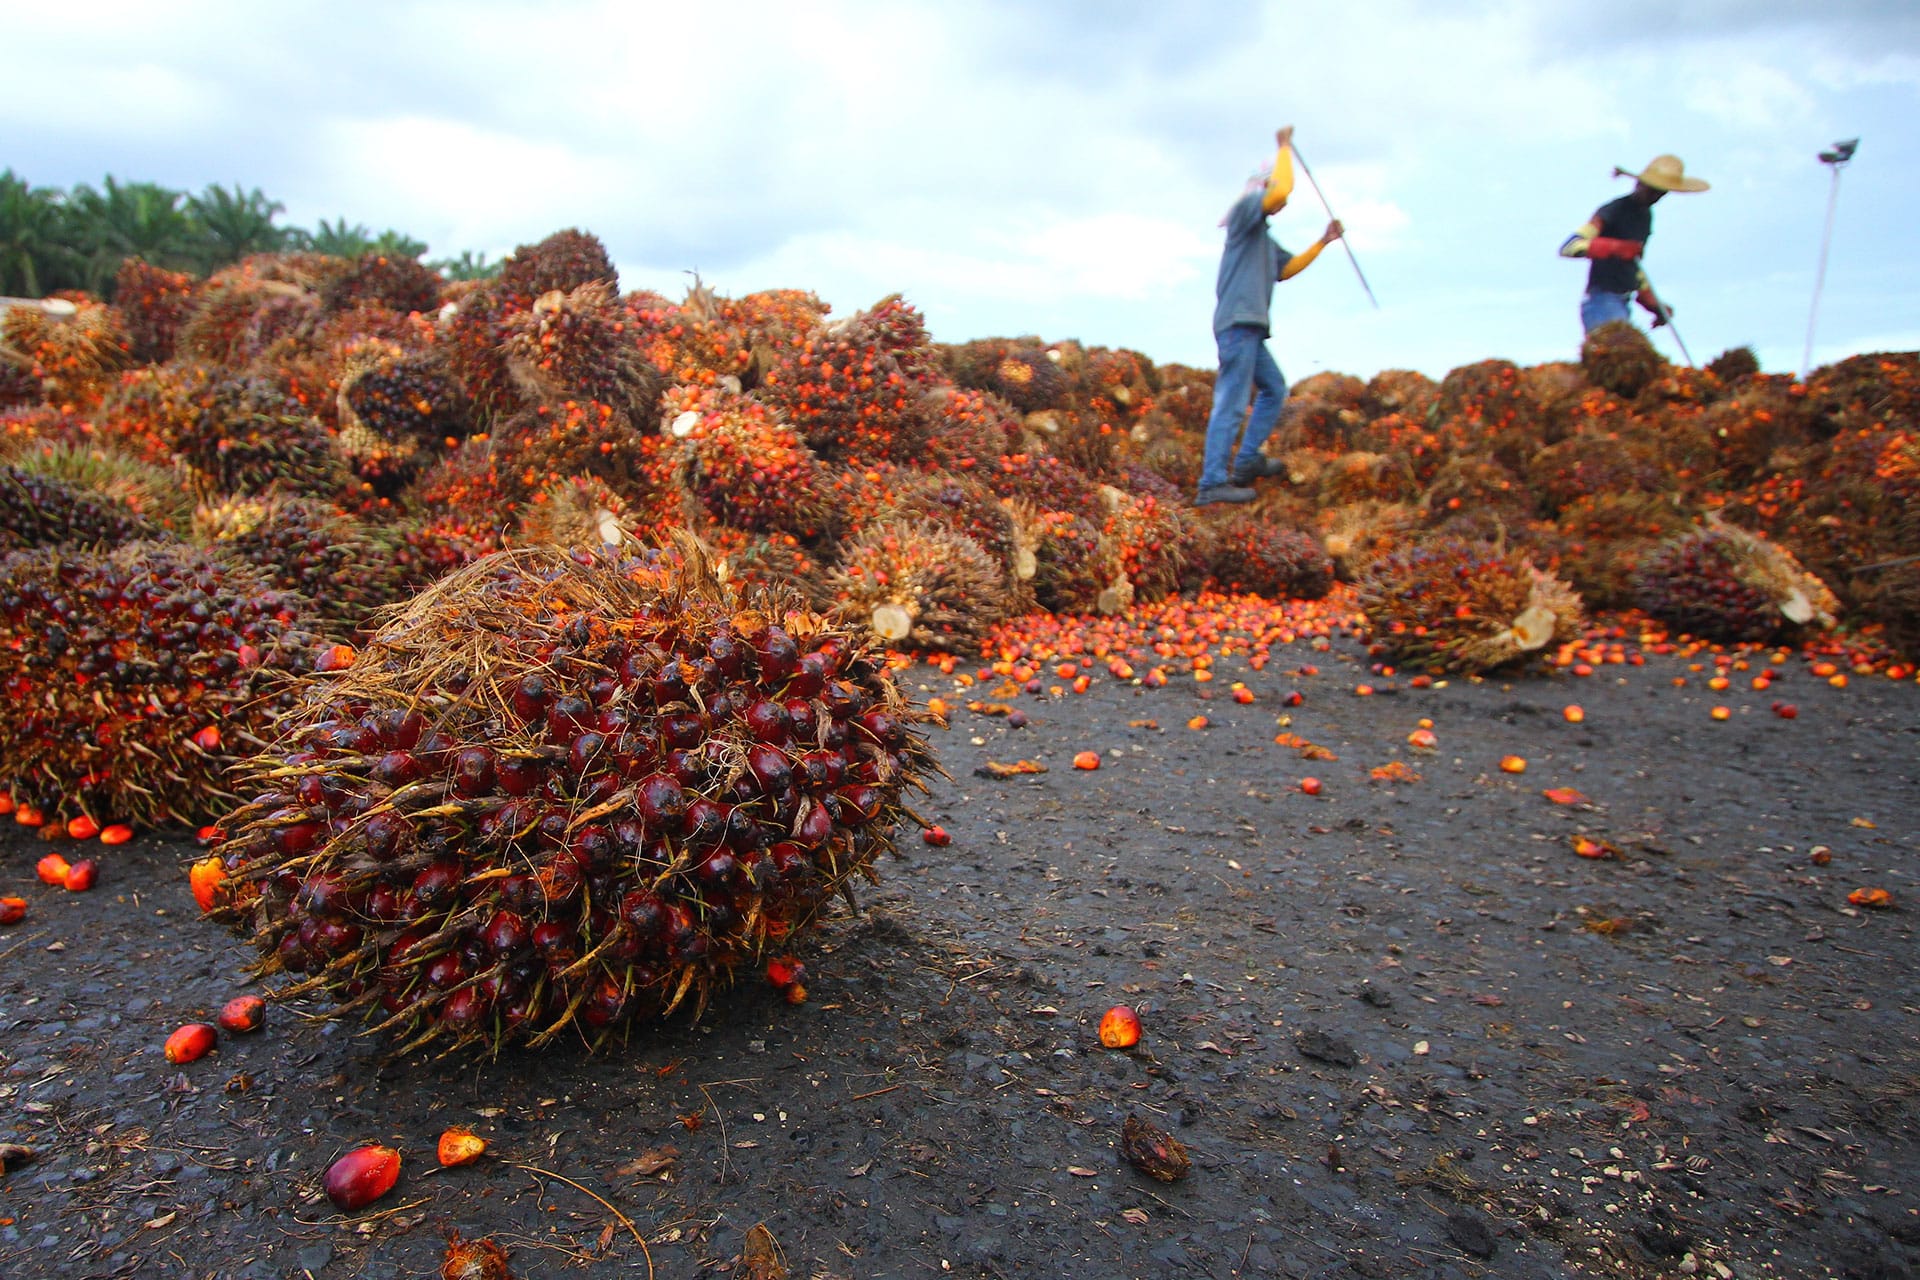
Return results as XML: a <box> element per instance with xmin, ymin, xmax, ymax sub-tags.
<box><xmin>218</xmin><ymin>995</ymin><xmax>266</xmax><ymax>1033</ymax></box>
<box><xmin>481</xmin><ymin>910</ymin><xmax>530</xmax><ymax>957</ymax></box>
<box><xmin>922</xmin><ymin>825</ymin><xmax>951</xmax><ymax>847</ymax></box>
<box><xmin>765</xmin><ymin>956</ymin><xmax>805</xmax><ymax>987</ymax></box>
<box><xmin>324</xmin><ymin>1144</ymin><xmax>401</xmax><ymax>1213</ymax></box>
<box><xmin>440</xmin><ymin>986</ymin><xmax>489</xmax><ymax>1030</ymax></box>
<box><xmin>494</xmin><ymin>756</ymin><xmax>544</xmax><ymax>796</ymax></box>
<box><xmin>66</xmin><ymin>815</ymin><xmax>100</xmax><ymax>840</ymax></box>
<box><xmin>437</xmin><ymin>1127</ymin><xmax>488</xmax><ymax>1168</ymax></box>
<box><xmin>0</xmin><ymin>897</ymin><xmax>26</xmax><ymax>925</ymax></box>
<box><xmin>62</xmin><ymin>859</ymin><xmax>98</xmax><ymax>892</ymax></box>
<box><xmin>424</xmin><ymin>954</ymin><xmax>467</xmax><ymax>989</ymax></box>
<box><xmin>36</xmin><ymin>854</ymin><xmax>71</xmax><ymax>886</ymax></box>
<box><xmin>164</xmin><ymin>1023</ymin><xmax>217</xmax><ymax>1064</ymax></box>
<box><xmin>99</xmin><ymin>823</ymin><xmax>133</xmax><ymax>846</ymax></box>
<box><xmin>580</xmin><ymin>977</ymin><xmax>627</xmax><ymax>1028</ymax></box>
<box><xmin>372</xmin><ymin>751</ymin><xmax>424</xmax><ymax>787</ymax></box>
<box><xmin>634</xmin><ymin>772</ymin><xmax>687</xmax><ymax>826</ymax></box>
<box><xmin>410</xmin><ymin>859</ymin><xmax>463</xmax><ymax>909</ymax></box>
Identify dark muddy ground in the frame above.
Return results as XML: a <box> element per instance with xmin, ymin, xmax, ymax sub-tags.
<box><xmin>2</xmin><ymin>630</ymin><xmax>1917</xmax><ymax>1280</ymax></box>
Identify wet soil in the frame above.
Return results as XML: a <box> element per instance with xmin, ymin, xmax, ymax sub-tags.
<box><xmin>2</xmin><ymin>634</ymin><xmax>1917</xmax><ymax>1279</ymax></box>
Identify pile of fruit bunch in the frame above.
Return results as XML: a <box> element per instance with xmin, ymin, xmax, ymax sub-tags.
<box><xmin>1631</xmin><ymin>520</ymin><xmax>1838</xmax><ymax>646</ymax></box>
<box><xmin>205</xmin><ymin>540</ymin><xmax>938</xmax><ymax>1057</ymax></box>
<box><xmin>0</xmin><ymin>541</ymin><xmax>320</xmax><ymax>830</ymax></box>
<box><xmin>1357</xmin><ymin>535</ymin><xmax>1585</xmax><ymax>675</ymax></box>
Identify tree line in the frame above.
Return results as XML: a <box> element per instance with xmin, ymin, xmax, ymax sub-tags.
<box><xmin>0</xmin><ymin>170</ymin><xmax>502</xmax><ymax>298</ymax></box>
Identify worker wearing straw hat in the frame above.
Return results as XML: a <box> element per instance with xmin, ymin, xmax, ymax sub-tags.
<box><xmin>1560</xmin><ymin>154</ymin><xmax>1708</xmax><ymax>335</ymax></box>
<box><xmin>1195</xmin><ymin>125</ymin><xmax>1344</xmax><ymax>507</ymax></box>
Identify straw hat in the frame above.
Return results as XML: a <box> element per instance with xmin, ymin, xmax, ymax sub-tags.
<box><xmin>1617</xmin><ymin>154</ymin><xmax>1709</xmax><ymax>193</ymax></box>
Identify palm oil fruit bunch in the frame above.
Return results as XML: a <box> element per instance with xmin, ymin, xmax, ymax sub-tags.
<box><xmin>918</xmin><ymin>385</ymin><xmax>1025</xmax><ymax>472</ymax></box>
<box><xmin>665</xmin><ymin>385</ymin><xmax>834</xmax><ymax>539</ymax></box>
<box><xmin>320</xmin><ymin>253</ymin><xmax>446</xmax><ymax>317</ymax></box>
<box><xmin>113</xmin><ymin>258</ymin><xmax>200</xmax><ymax>364</ymax></box>
<box><xmin>1632</xmin><ymin>522</ymin><xmax>1838</xmax><ymax>645</ymax></box>
<box><xmin>1579</xmin><ymin>320</ymin><xmax>1667</xmax><ymax>399</ymax></box>
<box><xmin>2</xmin><ymin>464</ymin><xmax>163</xmax><ymax>553</ymax></box>
<box><xmin>208</xmin><ymin>542</ymin><xmax>937</xmax><ymax>1058</ymax></box>
<box><xmin>192</xmin><ymin>494</ymin><xmax>410</xmax><ymax>637</ymax></box>
<box><xmin>1020</xmin><ymin>507</ymin><xmax>1129</xmax><ymax>616</ymax></box>
<box><xmin>174</xmin><ymin>376</ymin><xmax>347</xmax><ymax>497</ymax></box>
<box><xmin>880</xmin><ymin>470</ymin><xmax>1021</xmax><ymax>571</ymax></box>
<box><xmin>1</xmin><ymin>297</ymin><xmax>132</xmax><ymax>408</ymax></box>
<box><xmin>0</xmin><ymin>541</ymin><xmax>317</xmax><ymax>828</ymax></box>
<box><xmin>718</xmin><ymin>535</ymin><xmax>831</xmax><ymax>610</ymax></box>
<box><xmin>828</xmin><ymin>520</ymin><xmax>1009</xmax><ymax>651</ymax></box>
<box><xmin>1357</xmin><ymin>536</ymin><xmax>1585</xmax><ymax>675</ymax></box>
<box><xmin>1102</xmin><ymin>490</ymin><xmax>1201</xmax><ymax>604</ymax></box>
<box><xmin>337</xmin><ymin>344</ymin><xmax>473</xmax><ymax>496</ymax></box>
<box><xmin>495</xmin><ymin>228</ymin><xmax>617</xmax><ymax>306</ymax></box>
<box><xmin>514</xmin><ymin>475</ymin><xmax>633</xmax><ymax>551</ymax></box>
<box><xmin>500</xmin><ymin>282</ymin><xmax>661</xmax><ymax>432</ymax></box>
<box><xmin>1205</xmin><ymin>517</ymin><xmax>1334</xmax><ymax>601</ymax></box>
<box><xmin>756</xmin><ymin>313</ymin><xmax>923</xmax><ymax>464</ymax></box>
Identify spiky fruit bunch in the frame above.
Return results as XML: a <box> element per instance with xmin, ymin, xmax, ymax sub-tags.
<box><xmin>496</xmin><ymin>229</ymin><xmax>616</xmax><ymax>304</ymax></box>
<box><xmin>880</xmin><ymin>471</ymin><xmax>1021</xmax><ymax>570</ymax></box>
<box><xmin>1306</xmin><ymin>449</ymin><xmax>1419</xmax><ymax>507</ymax></box>
<box><xmin>1205</xmin><ymin>517</ymin><xmax>1334</xmax><ymax>600</ymax></box>
<box><xmin>1547</xmin><ymin>492</ymin><xmax>1696</xmax><ymax>610</ymax></box>
<box><xmin>1632</xmin><ymin>523</ymin><xmax>1838</xmax><ymax>645</ymax></box>
<box><xmin>1806</xmin><ymin>352</ymin><xmax>1920</xmax><ymax>436</ymax></box>
<box><xmin>717</xmin><ymin>534</ymin><xmax>831</xmax><ymax>610</ymax></box>
<box><xmin>321</xmin><ymin>253</ymin><xmax>445</xmax><ymax>317</ymax></box>
<box><xmin>1103</xmin><ymin>490</ymin><xmax>1203</xmax><ymax>603</ymax></box>
<box><xmin>756</xmin><ymin>319</ymin><xmax>925</xmax><ymax>464</ymax></box>
<box><xmin>982</xmin><ymin>451</ymin><xmax>1101</xmax><ymax>516</ymax></box>
<box><xmin>113</xmin><ymin>259</ymin><xmax>199</xmax><ymax>363</ymax></box>
<box><xmin>854</xmin><ymin>294</ymin><xmax>939</xmax><ymax>386</ymax></box>
<box><xmin>178</xmin><ymin>271</ymin><xmax>319</xmax><ymax>369</ymax></box>
<box><xmin>1696</xmin><ymin>378</ymin><xmax>1823</xmax><ymax>489</ymax></box>
<box><xmin>1</xmin><ymin>463</ymin><xmax>165</xmax><ymax>551</ymax></box>
<box><xmin>943</xmin><ymin>340</ymin><xmax>1068</xmax><ymax>414</ymax></box>
<box><xmin>1706</xmin><ymin>346</ymin><xmax>1761</xmax><ymax>385</ymax></box>
<box><xmin>1</xmin><ymin>297</ymin><xmax>132</xmax><ymax>407</ymax></box>
<box><xmin>1357</xmin><ymin>537</ymin><xmax>1585</xmax><ymax>674</ymax></box>
<box><xmin>393</xmin><ymin>516</ymin><xmax>502</xmax><ymax>590</ymax></box>
<box><xmin>1579</xmin><ymin>320</ymin><xmax>1667</xmax><ymax>399</ymax></box>
<box><xmin>1318</xmin><ymin>500</ymin><xmax>1420</xmax><ymax>579</ymax></box>
<box><xmin>1366</xmin><ymin>368</ymin><xmax>1438</xmax><ymax>420</ymax></box>
<box><xmin>1152</xmin><ymin>364</ymin><xmax>1215</xmax><ymax>435</ymax></box>
<box><xmin>665</xmin><ymin>386</ymin><xmax>834</xmax><ymax>539</ymax></box>
<box><xmin>0</xmin><ymin>541</ymin><xmax>317</xmax><ymax>827</ymax></box>
<box><xmin>2</xmin><ymin>439</ymin><xmax>194</xmax><ymax>532</ymax></box>
<box><xmin>439</xmin><ymin>285</ymin><xmax>525</xmax><ymax>427</ymax></box>
<box><xmin>917</xmin><ymin>386</ymin><xmax>1023</xmax><ymax>473</ymax></box>
<box><xmin>1524</xmin><ymin>427</ymin><xmax>1672</xmax><ymax>515</ymax></box>
<box><xmin>514</xmin><ymin>475</ymin><xmax>634</xmax><ymax>551</ymax></box>
<box><xmin>500</xmin><ymin>282</ymin><xmax>661</xmax><ymax>431</ymax></box>
<box><xmin>1138</xmin><ymin>434</ymin><xmax>1202</xmax><ymax>493</ymax></box>
<box><xmin>1420</xmin><ymin>454</ymin><xmax>1529</xmax><ymax>527</ymax></box>
<box><xmin>193</xmin><ymin>494</ymin><xmax>412</xmax><ymax>636</ymax></box>
<box><xmin>207</xmin><ymin>543</ymin><xmax>936</xmax><ymax>1057</ymax></box>
<box><xmin>1016</xmin><ymin>506</ymin><xmax>1129</xmax><ymax>616</ymax></box>
<box><xmin>174</xmin><ymin>377</ymin><xmax>347</xmax><ymax>496</ymax></box>
<box><xmin>493</xmin><ymin>398</ymin><xmax>675</xmax><ymax>508</ymax></box>
<box><xmin>629</xmin><ymin>281</ymin><xmax>758</xmax><ymax>389</ymax></box>
<box><xmin>96</xmin><ymin>364</ymin><xmax>214</xmax><ymax>465</ymax></box>
<box><xmin>828</xmin><ymin>521</ymin><xmax>1009</xmax><ymax>650</ymax></box>
<box><xmin>336</xmin><ymin>345</ymin><xmax>473</xmax><ymax>500</ymax></box>
<box><xmin>1434</xmin><ymin>358</ymin><xmax>1532</xmax><ymax>443</ymax></box>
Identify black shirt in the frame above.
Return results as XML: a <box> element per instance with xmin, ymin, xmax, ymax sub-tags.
<box><xmin>1587</xmin><ymin>194</ymin><xmax>1652</xmax><ymax>294</ymax></box>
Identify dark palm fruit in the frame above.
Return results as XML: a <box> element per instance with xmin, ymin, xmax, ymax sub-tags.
<box><xmin>209</xmin><ymin>547</ymin><xmax>934</xmax><ymax>1058</ymax></box>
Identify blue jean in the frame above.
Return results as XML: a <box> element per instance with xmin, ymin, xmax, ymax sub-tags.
<box><xmin>1200</xmin><ymin>324</ymin><xmax>1287</xmax><ymax>490</ymax></box>
<box><xmin>1580</xmin><ymin>290</ymin><xmax>1632</xmax><ymax>334</ymax></box>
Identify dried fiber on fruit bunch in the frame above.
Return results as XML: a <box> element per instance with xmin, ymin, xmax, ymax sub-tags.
<box><xmin>8</xmin><ymin>439</ymin><xmax>196</xmax><ymax>533</ymax></box>
<box><xmin>320</xmin><ymin>253</ymin><xmax>445</xmax><ymax>317</ymax></box>
<box><xmin>1137</xmin><ymin>433</ymin><xmax>1202</xmax><ymax>493</ymax></box>
<box><xmin>193</xmin><ymin>494</ymin><xmax>412</xmax><ymax>637</ymax></box>
<box><xmin>1307</xmin><ymin>449</ymin><xmax>1419</xmax><ymax>507</ymax></box>
<box><xmin>500</xmin><ymin>282</ymin><xmax>662</xmax><ymax>435</ymax></box>
<box><xmin>1358</xmin><ymin>536</ymin><xmax>1585</xmax><ymax>675</ymax></box>
<box><xmin>1046</xmin><ymin>405</ymin><xmax>1128</xmax><ymax>479</ymax></box>
<box><xmin>756</xmin><ymin>310</ymin><xmax>928</xmax><ymax>464</ymax></box>
<box><xmin>717</xmin><ymin>534</ymin><xmax>832</xmax><ymax>610</ymax></box>
<box><xmin>1205</xmin><ymin>516</ymin><xmax>1334</xmax><ymax>601</ymax></box>
<box><xmin>664</xmin><ymin>385</ymin><xmax>835</xmax><ymax>540</ymax></box>
<box><xmin>1</xmin><ymin>462</ymin><xmax>166</xmax><ymax>552</ymax></box>
<box><xmin>174</xmin><ymin>376</ymin><xmax>348</xmax><ymax>497</ymax></box>
<box><xmin>1633</xmin><ymin>363</ymin><xmax>1729</xmax><ymax>414</ymax></box>
<box><xmin>828</xmin><ymin>520</ymin><xmax>1010</xmax><ymax>650</ymax></box>
<box><xmin>1</xmin><ymin>296</ymin><xmax>132</xmax><ymax>407</ymax></box>
<box><xmin>943</xmin><ymin>340</ymin><xmax>1068</xmax><ymax>415</ymax></box>
<box><xmin>854</xmin><ymin>294</ymin><xmax>940</xmax><ymax>387</ymax></box>
<box><xmin>208</xmin><ymin>541</ymin><xmax>938</xmax><ymax>1057</ymax></box>
<box><xmin>1153</xmin><ymin>364</ymin><xmax>1215</xmax><ymax>436</ymax></box>
<box><xmin>496</xmin><ymin>228</ymin><xmax>617</xmax><ymax>306</ymax></box>
<box><xmin>1632</xmin><ymin>520</ymin><xmax>1838</xmax><ymax>645</ymax></box>
<box><xmin>1276</xmin><ymin>372</ymin><xmax>1370</xmax><ymax>451</ymax></box>
<box><xmin>178</xmin><ymin>266</ymin><xmax>321</xmax><ymax>369</ymax></box>
<box><xmin>0</xmin><ymin>541</ymin><xmax>317</xmax><ymax>827</ymax></box>
<box><xmin>1103</xmin><ymin>488</ymin><xmax>1204</xmax><ymax>604</ymax></box>
<box><xmin>1695</xmin><ymin>377</ymin><xmax>1823</xmax><ymax>490</ymax></box>
<box><xmin>1546</xmin><ymin>491</ymin><xmax>1696</xmax><ymax>610</ymax></box>
<box><xmin>513</xmin><ymin>475</ymin><xmax>635</xmax><ymax>551</ymax></box>
<box><xmin>1580</xmin><ymin>320</ymin><xmax>1667</xmax><ymax>399</ymax></box>
<box><xmin>1705</xmin><ymin>346</ymin><xmax>1761</xmax><ymax>385</ymax></box>
<box><xmin>629</xmin><ymin>280</ymin><xmax>757</xmax><ymax>390</ymax></box>
<box><xmin>439</xmin><ymin>285</ymin><xmax>525</xmax><ymax>427</ymax></box>
<box><xmin>1318</xmin><ymin>501</ymin><xmax>1419</xmax><ymax>579</ymax></box>
<box><xmin>879</xmin><ymin>470</ymin><xmax>1022</xmax><ymax>572</ymax></box>
<box><xmin>392</xmin><ymin>515</ymin><xmax>502</xmax><ymax>590</ymax></box>
<box><xmin>1016</xmin><ymin>505</ymin><xmax>1130</xmax><ymax>616</ymax></box>
<box><xmin>113</xmin><ymin>259</ymin><xmax>199</xmax><ymax>364</ymax></box>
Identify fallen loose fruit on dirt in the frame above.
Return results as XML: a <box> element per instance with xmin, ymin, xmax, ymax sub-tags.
<box><xmin>188</xmin><ymin>856</ymin><xmax>225</xmax><ymax>912</ymax></box>
<box><xmin>1562</xmin><ymin>704</ymin><xmax>1584</xmax><ymax>723</ymax></box>
<box><xmin>1848</xmin><ymin>887</ymin><xmax>1893</xmax><ymax>909</ymax></box>
<box><xmin>1120</xmin><ymin>1113</ymin><xmax>1191</xmax><ymax>1182</ymax></box>
<box><xmin>164</xmin><ymin>1023</ymin><xmax>216</xmax><ymax>1064</ymax></box>
<box><xmin>1300</xmin><ymin>777</ymin><xmax>1323</xmax><ymax>795</ymax></box>
<box><xmin>324</xmin><ymin>1144</ymin><xmax>401</xmax><ymax>1212</ymax></box>
<box><xmin>1498</xmin><ymin>755</ymin><xmax>1527</xmax><ymax>774</ymax></box>
<box><xmin>1073</xmin><ymin>750</ymin><xmax>1102</xmax><ymax>769</ymax></box>
<box><xmin>437</xmin><ymin>1126</ymin><xmax>488</xmax><ymax>1167</ymax></box>
<box><xmin>217</xmin><ymin>995</ymin><xmax>265</xmax><ymax>1033</ymax></box>
<box><xmin>921</xmin><ymin>824</ymin><xmax>951</xmax><ymax>846</ymax></box>
<box><xmin>62</xmin><ymin>858</ymin><xmax>97</xmax><ymax>892</ymax></box>
<box><xmin>35</xmin><ymin>853</ymin><xmax>70</xmax><ymax>886</ymax></box>
<box><xmin>1098</xmin><ymin>1004</ymin><xmax>1142</xmax><ymax>1049</ymax></box>
<box><xmin>0</xmin><ymin>897</ymin><xmax>25</xmax><ymax>926</ymax></box>
<box><xmin>440</xmin><ymin>1232</ymin><xmax>514</xmax><ymax>1280</ymax></box>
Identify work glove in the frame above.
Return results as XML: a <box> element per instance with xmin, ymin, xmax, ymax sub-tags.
<box><xmin>1587</xmin><ymin>236</ymin><xmax>1644</xmax><ymax>260</ymax></box>
<box><xmin>1635</xmin><ymin>288</ymin><xmax>1670</xmax><ymax>328</ymax></box>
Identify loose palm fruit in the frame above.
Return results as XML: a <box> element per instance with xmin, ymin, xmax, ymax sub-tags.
<box><xmin>324</xmin><ymin>1144</ymin><xmax>401</xmax><ymax>1212</ymax></box>
<box><xmin>437</xmin><ymin>1127</ymin><xmax>489</xmax><ymax>1167</ymax></box>
<box><xmin>164</xmin><ymin>1023</ymin><xmax>217</xmax><ymax>1064</ymax></box>
<box><xmin>1098</xmin><ymin>1005</ymin><xmax>1142</xmax><ymax>1049</ymax></box>
<box><xmin>217</xmin><ymin>995</ymin><xmax>266</xmax><ymax>1034</ymax></box>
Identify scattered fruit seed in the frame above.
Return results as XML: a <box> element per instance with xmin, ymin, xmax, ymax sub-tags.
<box><xmin>164</xmin><ymin>1023</ymin><xmax>217</xmax><ymax>1064</ymax></box>
<box><xmin>323</xmin><ymin>1144</ymin><xmax>401</xmax><ymax>1212</ymax></box>
<box><xmin>217</xmin><ymin>995</ymin><xmax>266</xmax><ymax>1034</ymax></box>
<box><xmin>437</xmin><ymin>1127</ymin><xmax>488</xmax><ymax>1168</ymax></box>
<box><xmin>1498</xmin><ymin>756</ymin><xmax>1527</xmax><ymax>774</ymax></box>
<box><xmin>1098</xmin><ymin>1005</ymin><xmax>1142</xmax><ymax>1049</ymax></box>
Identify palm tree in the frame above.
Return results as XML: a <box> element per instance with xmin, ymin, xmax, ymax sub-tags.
<box><xmin>0</xmin><ymin>170</ymin><xmax>80</xmax><ymax>296</ymax></box>
<box><xmin>300</xmin><ymin>219</ymin><xmax>428</xmax><ymax>262</ymax></box>
<box><xmin>64</xmin><ymin>176</ymin><xmax>198</xmax><ymax>292</ymax></box>
<box><xmin>430</xmin><ymin>249</ymin><xmax>503</xmax><ymax>282</ymax></box>
<box><xmin>186</xmin><ymin>183</ymin><xmax>291</xmax><ymax>270</ymax></box>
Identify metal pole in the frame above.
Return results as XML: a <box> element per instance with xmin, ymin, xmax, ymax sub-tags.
<box><xmin>1634</xmin><ymin>268</ymin><xmax>1695</xmax><ymax>368</ymax></box>
<box><xmin>1802</xmin><ymin>138</ymin><xmax>1857</xmax><ymax>379</ymax></box>
<box><xmin>1289</xmin><ymin>144</ymin><xmax>1380</xmax><ymax>309</ymax></box>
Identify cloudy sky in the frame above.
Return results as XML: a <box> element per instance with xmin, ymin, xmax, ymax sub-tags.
<box><xmin>7</xmin><ymin>1</ymin><xmax>1915</xmax><ymax>380</ymax></box>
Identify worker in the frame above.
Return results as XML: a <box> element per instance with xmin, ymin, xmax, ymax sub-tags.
<box><xmin>1560</xmin><ymin>154</ymin><xmax>1708</xmax><ymax>335</ymax></box>
<box><xmin>1197</xmin><ymin>125</ymin><xmax>1344</xmax><ymax>507</ymax></box>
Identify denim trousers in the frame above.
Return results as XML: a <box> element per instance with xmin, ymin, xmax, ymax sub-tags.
<box><xmin>1580</xmin><ymin>290</ymin><xmax>1633</xmax><ymax>334</ymax></box>
<box><xmin>1200</xmin><ymin>323</ymin><xmax>1287</xmax><ymax>490</ymax></box>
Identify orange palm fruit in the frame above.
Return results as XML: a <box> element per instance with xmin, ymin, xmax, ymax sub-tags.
<box><xmin>324</xmin><ymin>1145</ymin><xmax>401</xmax><ymax>1212</ymax></box>
<box><xmin>164</xmin><ymin>1023</ymin><xmax>217</xmax><ymax>1064</ymax></box>
<box><xmin>437</xmin><ymin>1127</ymin><xmax>488</xmax><ymax>1167</ymax></box>
<box><xmin>1098</xmin><ymin>1005</ymin><xmax>1142</xmax><ymax>1049</ymax></box>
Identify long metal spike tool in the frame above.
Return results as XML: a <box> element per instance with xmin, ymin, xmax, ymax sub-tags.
<box><xmin>1636</xmin><ymin>269</ymin><xmax>1695</xmax><ymax>367</ymax></box>
<box><xmin>1290</xmin><ymin>144</ymin><xmax>1380</xmax><ymax>309</ymax></box>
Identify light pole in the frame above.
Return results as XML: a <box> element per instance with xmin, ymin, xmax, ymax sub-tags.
<box><xmin>1801</xmin><ymin>137</ymin><xmax>1858</xmax><ymax>379</ymax></box>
